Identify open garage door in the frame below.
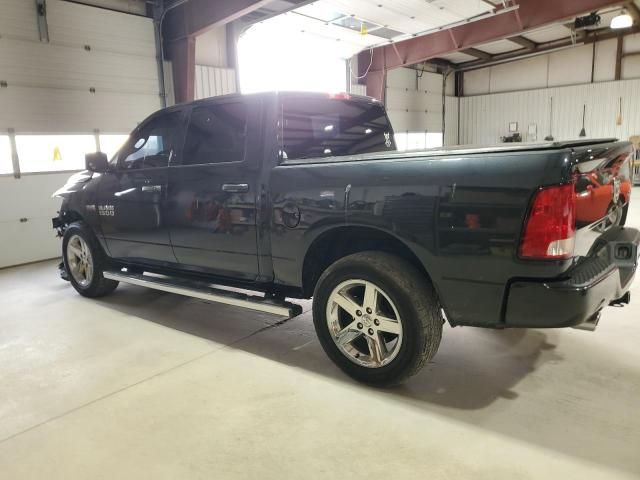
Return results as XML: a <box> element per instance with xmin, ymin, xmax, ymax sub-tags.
<box><xmin>0</xmin><ymin>0</ymin><xmax>161</xmax><ymax>267</ymax></box>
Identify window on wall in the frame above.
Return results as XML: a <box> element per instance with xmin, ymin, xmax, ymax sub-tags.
<box><xmin>394</xmin><ymin>132</ymin><xmax>443</xmax><ymax>151</ymax></box>
<box><xmin>0</xmin><ymin>136</ymin><xmax>12</xmax><ymax>174</ymax></box>
<box><xmin>99</xmin><ymin>134</ymin><xmax>129</xmax><ymax>161</ymax></box>
<box><xmin>15</xmin><ymin>135</ymin><xmax>96</xmax><ymax>173</ymax></box>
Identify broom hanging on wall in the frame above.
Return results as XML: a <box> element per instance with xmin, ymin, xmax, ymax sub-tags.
<box><xmin>544</xmin><ymin>96</ymin><xmax>554</xmax><ymax>141</ymax></box>
<box><xmin>579</xmin><ymin>104</ymin><xmax>586</xmax><ymax>137</ymax></box>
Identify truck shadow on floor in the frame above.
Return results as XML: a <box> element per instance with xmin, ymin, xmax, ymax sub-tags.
<box><xmin>96</xmin><ymin>285</ymin><xmax>561</xmax><ymax>412</ymax></box>
<box><xmin>96</xmin><ymin>285</ymin><xmax>640</xmax><ymax>477</ymax></box>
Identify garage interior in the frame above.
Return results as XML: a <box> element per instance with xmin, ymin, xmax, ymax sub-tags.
<box><xmin>1</xmin><ymin>0</ymin><xmax>640</xmax><ymax>478</ymax></box>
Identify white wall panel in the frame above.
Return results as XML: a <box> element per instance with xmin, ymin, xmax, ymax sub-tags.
<box><xmin>0</xmin><ymin>0</ymin><xmax>39</xmax><ymax>40</ymax></box>
<box><xmin>489</xmin><ymin>56</ymin><xmax>549</xmax><ymax>93</ymax></box>
<box><xmin>0</xmin><ymin>86</ymin><xmax>159</xmax><ymax>133</ymax></box>
<box><xmin>0</xmin><ymin>0</ymin><xmax>160</xmax><ymax>134</ymax></box>
<box><xmin>594</xmin><ymin>39</ymin><xmax>617</xmax><ymax>83</ymax></box>
<box><xmin>0</xmin><ymin>37</ymin><xmax>159</xmax><ymax>94</ymax></box>
<box><xmin>0</xmin><ymin>173</ymin><xmax>70</xmax><ymax>268</ymax></box>
<box><xmin>547</xmin><ymin>44</ymin><xmax>592</xmax><ymax>87</ymax></box>
<box><xmin>459</xmin><ymin>79</ymin><xmax>640</xmax><ymax>145</ymax></box>
<box><xmin>622</xmin><ymin>56</ymin><xmax>640</xmax><ymax>80</ymax></box>
<box><xmin>464</xmin><ymin>34</ymin><xmax>640</xmax><ymax>96</ymax></box>
<box><xmin>464</xmin><ymin>68</ymin><xmax>490</xmax><ymax>96</ymax></box>
<box><xmin>195</xmin><ymin>26</ymin><xmax>228</xmax><ymax>67</ymax></box>
<box><xmin>47</xmin><ymin>0</ymin><xmax>156</xmax><ymax>57</ymax></box>
<box><xmin>194</xmin><ymin>66</ymin><xmax>237</xmax><ymax>99</ymax></box>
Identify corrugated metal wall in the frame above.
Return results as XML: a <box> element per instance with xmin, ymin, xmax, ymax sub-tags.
<box><xmin>459</xmin><ymin>79</ymin><xmax>640</xmax><ymax>145</ymax></box>
<box><xmin>194</xmin><ymin>66</ymin><xmax>237</xmax><ymax>99</ymax></box>
<box><xmin>444</xmin><ymin>96</ymin><xmax>459</xmax><ymax>146</ymax></box>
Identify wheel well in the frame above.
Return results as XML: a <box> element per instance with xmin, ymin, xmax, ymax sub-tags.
<box><xmin>61</xmin><ymin>209</ymin><xmax>84</xmax><ymax>225</ymax></box>
<box><xmin>301</xmin><ymin>226</ymin><xmax>431</xmax><ymax>297</ymax></box>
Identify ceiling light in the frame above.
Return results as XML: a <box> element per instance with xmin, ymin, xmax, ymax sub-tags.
<box><xmin>611</xmin><ymin>10</ymin><xmax>633</xmax><ymax>29</ymax></box>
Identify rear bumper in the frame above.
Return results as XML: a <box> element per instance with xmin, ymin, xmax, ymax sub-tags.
<box><xmin>504</xmin><ymin>227</ymin><xmax>639</xmax><ymax>328</ymax></box>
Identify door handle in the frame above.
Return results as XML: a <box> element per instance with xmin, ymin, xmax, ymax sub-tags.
<box><xmin>141</xmin><ymin>185</ymin><xmax>162</xmax><ymax>193</ymax></box>
<box><xmin>222</xmin><ymin>183</ymin><xmax>249</xmax><ymax>193</ymax></box>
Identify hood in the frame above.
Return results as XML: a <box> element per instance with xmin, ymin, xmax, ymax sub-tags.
<box><xmin>52</xmin><ymin>170</ymin><xmax>94</xmax><ymax>198</ymax></box>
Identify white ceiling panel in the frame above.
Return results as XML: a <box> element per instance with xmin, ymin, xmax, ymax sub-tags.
<box><xmin>312</xmin><ymin>0</ymin><xmax>494</xmax><ymax>35</ymax></box>
<box><xmin>438</xmin><ymin>51</ymin><xmax>478</xmax><ymax>64</ymax></box>
<box><xmin>474</xmin><ymin>39</ymin><xmax>522</xmax><ymax>54</ymax></box>
<box><xmin>521</xmin><ymin>24</ymin><xmax>571</xmax><ymax>44</ymax></box>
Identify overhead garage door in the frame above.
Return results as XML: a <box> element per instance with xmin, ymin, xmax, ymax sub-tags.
<box><xmin>385</xmin><ymin>68</ymin><xmax>446</xmax><ymax>150</ymax></box>
<box><xmin>0</xmin><ymin>0</ymin><xmax>161</xmax><ymax>267</ymax></box>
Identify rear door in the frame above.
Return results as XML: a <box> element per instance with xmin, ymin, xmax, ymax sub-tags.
<box><xmin>167</xmin><ymin>97</ymin><xmax>261</xmax><ymax>280</ymax></box>
<box><xmin>97</xmin><ymin>109</ymin><xmax>185</xmax><ymax>263</ymax></box>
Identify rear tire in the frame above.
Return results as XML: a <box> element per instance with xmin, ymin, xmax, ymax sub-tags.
<box><xmin>312</xmin><ymin>251</ymin><xmax>442</xmax><ymax>386</ymax></box>
<box><xmin>62</xmin><ymin>222</ymin><xmax>118</xmax><ymax>298</ymax></box>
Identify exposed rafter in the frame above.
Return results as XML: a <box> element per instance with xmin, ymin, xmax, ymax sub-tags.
<box><xmin>461</xmin><ymin>47</ymin><xmax>493</xmax><ymax>60</ymax></box>
<box><xmin>357</xmin><ymin>0</ymin><xmax>629</xmax><ymax>100</ymax></box>
<box><xmin>457</xmin><ymin>25</ymin><xmax>640</xmax><ymax>71</ymax></box>
<box><xmin>624</xmin><ymin>0</ymin><xmax>640</xmax><ymax>24</ymax></box>
<box><xmin>508</xmin><ymin>35</ymin><xmax>537</xmax><ymax>49</ymax></box>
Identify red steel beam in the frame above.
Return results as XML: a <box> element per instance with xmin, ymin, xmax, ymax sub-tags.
<box><xmin>358</xmin><ymin>0</ymin><xmax>626</xmax><ymax>99</ymax></box>
<box><xmin>163</xmin><ymin>0</ymin><xmax>272</xmax><ymax>42</ymax></box>
<box><xmin>163</xmin><ymin>0</ymin><xmax>272</xmax><ymax>103</ymax></box>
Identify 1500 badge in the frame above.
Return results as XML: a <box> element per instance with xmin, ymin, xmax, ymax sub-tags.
<box><xmin>98</xmin><ymin>205</ymin><xmax>115</xmax><ymax>216</ymax></box>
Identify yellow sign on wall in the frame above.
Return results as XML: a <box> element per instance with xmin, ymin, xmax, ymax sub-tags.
<box><xmin>53</xmin><ymin>146</ymin><xmax>62</xmax><ymax>161</ymax></box>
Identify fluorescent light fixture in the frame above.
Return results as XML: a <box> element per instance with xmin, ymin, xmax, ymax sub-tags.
<box><xmin>611</xmin><ymin>11</ymin><xmax>633</xmax><ymax>29</ymax></box>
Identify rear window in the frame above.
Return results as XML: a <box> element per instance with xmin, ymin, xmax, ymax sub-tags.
<box><xmin>281</xmin><ymin>97</ymin><xmax>395</xmax><ymax>160</ymax></box>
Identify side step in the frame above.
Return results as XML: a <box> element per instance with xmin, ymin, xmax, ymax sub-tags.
<box><xmin>103</xmin><ymin>271</ymin><xmax>302</xmax><ymax>318</ymax></box>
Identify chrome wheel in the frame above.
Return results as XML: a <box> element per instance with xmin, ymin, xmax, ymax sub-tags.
<box><xmin>66</xmin><ymin>234</ymin><xmax>94</xmax><ymax>288</ymax></box>
<box><xmin>597</xmin><ymin>204</ymin><xmax>622</xmax><ymax>232</ymax></box>
<box><xmin>326</xmin><ymin>279</ymin><xmax>403</xmax><ymax>368</ymax></box>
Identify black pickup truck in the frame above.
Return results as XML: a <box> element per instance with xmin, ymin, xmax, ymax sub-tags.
<box><xmin>52</xmin><ymin>92</ymin><xmax>638</xmax><ymax>385</ymax></box>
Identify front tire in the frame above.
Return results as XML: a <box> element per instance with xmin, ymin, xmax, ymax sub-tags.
<box><xmin>312</xmin><ymin>251</ymin><xmax>442</xmax><ymax>386</ymax></box>
<box><xmin>62</xmin><ymin>222</ymin><xmax>118</xmax><ymax>298</ymax></box>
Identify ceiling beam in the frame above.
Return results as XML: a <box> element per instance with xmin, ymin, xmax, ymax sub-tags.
<box><xmin>507</xmin><ymin>35</ymin><xmax>538</xmax><ymax>49</ymax></box>
<box><xmin>461</xmin><ymin>47</ymin><xmax>493</xmax><ymax>60</ymax></box>
<box><xmin>624</xmin><ymin>0</ymin><xmax>640</xmax><ymax>24</ymax></box>
<box><xmin>358</xmin><ymin>0</ymin><xmax>628</xmax><ymax>99</ymax></box>
<box><xmin>456</xmin><ymin>24</ymin><xmax>640</xmax><ymax>70</ymax></box>
<box><xmin>163</xmin><ymin>0</ymin><xmax>273</xmax><ymax>42</ymax></box>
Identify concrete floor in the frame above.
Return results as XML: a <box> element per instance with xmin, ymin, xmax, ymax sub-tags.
<box><xmin>1</xmin><ymin>192</ymin><xmax>639</xmax><ymax>479</ymax></box>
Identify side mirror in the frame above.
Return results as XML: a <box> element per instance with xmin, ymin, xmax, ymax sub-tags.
<box><xmin>85</xmin><ymin>152</ymin><xmax>109</xmax><ymax>173</ymax></box>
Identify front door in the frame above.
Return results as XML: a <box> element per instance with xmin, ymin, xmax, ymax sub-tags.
<box><xmin>97</xmin><ymin>110</ymin><xmax>184</xmax><ymax>264</ymax></box>
<box><xmin>167</xmin><ymin>99</ymin><xmax>260</xmax><ymax>280</ymax></box>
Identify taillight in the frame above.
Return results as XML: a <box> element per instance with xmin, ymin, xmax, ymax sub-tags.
<box><xmin>519</xmin><ymin>183</ymin><xmax>576</xmax><ymax>260</ymax></box>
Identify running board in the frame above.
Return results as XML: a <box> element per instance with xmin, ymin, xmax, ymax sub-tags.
<box><xmin>103</xmin><ymin>271</ymin><xmax>302</xmax><ymax>318</ymax></box>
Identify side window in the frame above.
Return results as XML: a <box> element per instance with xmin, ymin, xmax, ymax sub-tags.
<box><xmin>183</xmin><ymin>102</ymin><xmax>247</xmax><ymax>166</ymax></box>
<box><xmin>119</xmin><ymin>112</ymin><xmax>182</xmax><ymax>169</ymax></box>
<box><xmin>281</xmin><ymin>98</ymin><xmax>394</xmax><ymax>160</ymax></box>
